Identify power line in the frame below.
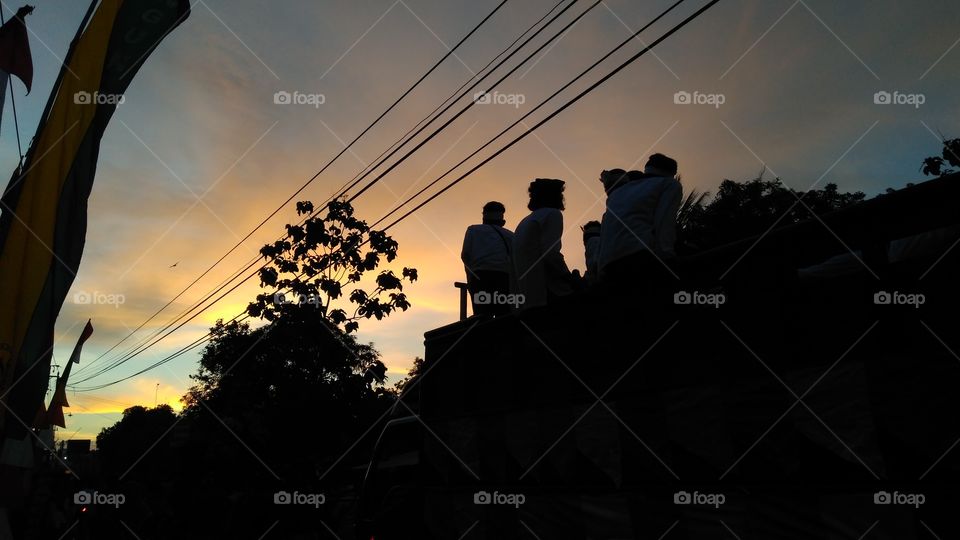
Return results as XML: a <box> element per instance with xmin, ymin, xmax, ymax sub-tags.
<box><xmin>372</xmin><ymin>0</ymin><xmax>688</xmax><ymax>228</ymax></box>
<box><xmin>74</xmin><ymin>0</ymin><xmax>718</xmax><ymax>389</ymax></box>
<box><xmin>336</xmin><ymin>0</ymin><xmax>593</xmax><ymax>203</ymax></box>
<box><xmin>71</xmin><ymin>0</ymin><xmax>722</xmax><ymax>391</ymax></box>
<box><xmin>78</xmin><ymin>0</ymin><xmax>580</xmax><ymax>381</ymax></box>
<box><xmin>321</xmin><ymin>0</ymin><xmax>571</xmax><ymax>209</ymax></box>
<box><xmin>88</xmin><ymin>0</ymin><xmax>510</xmax><ymax>368</ymax></box>
<box><xmin>72</xmin><ymin>250</ymin><xmax>257</xmax><ymax>380</ymax></box>
<box><xmin>73</xmin><ymin>328</ymin><xmax>219</xmax><ymax>391</ymax></box>
<box><xmin>381</xmin><ymin>0</ymin><xmax>722</xmax><ymax>232</ymax></box>
<box><xmin>70</xmin><ymin>259</ymin><xmax>264</xmax><ymax>385</ymax></box>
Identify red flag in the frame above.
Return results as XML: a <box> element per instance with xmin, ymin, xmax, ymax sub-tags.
<box><xmin>0</xmin><ymin>5</ymin><xmax>34</xmax><ymax>92</ymax></box>
<box><xmin>44</xmin><ymin>320</ymin><xmax>93</xmax><ymax>428</ymax></box>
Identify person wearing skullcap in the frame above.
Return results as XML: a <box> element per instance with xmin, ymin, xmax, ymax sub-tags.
<box><xmin>598</xmin><ymin>154</ymin><xmax>682</xmax><ymax>293</ymax></box>
<box><xmin>461</xmin><ymin>201</ymin><xmax>515</xmax><ymax>316</ymax></box>
<box><xmin>513</xmin><ymin>179</ymin><xmax>575</xmax><ymax>307</ymax></box>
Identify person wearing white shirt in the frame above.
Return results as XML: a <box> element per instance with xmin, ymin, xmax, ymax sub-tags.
<box><xmin>598</xmin><ymin>154</ymin><xmax>683</xmax><ymax>290</ymax></box>
<box><xmin>513</xmin><ymin>179</ymin><xmax>574</xmax><ymax>307</ymax></box>
<box><xmin>461</xmin><ymin>201</ymin><xmax>515</xmax><ymax>316</ymax></box>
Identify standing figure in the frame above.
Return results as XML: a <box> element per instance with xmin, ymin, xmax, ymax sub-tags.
<box><xmin>461</xmin><ymin>201</ymin><xmax>514</xmax><ymax>316</ymax></box>
<box><xmin>513</xmin><ymin>179</ymin><xmax>574</xmax><ymax>307</ymax></box>
<box><xmin>598</xmin><ymin>154</ymin><xmax>683</xmax><ymax>293</ymax></box>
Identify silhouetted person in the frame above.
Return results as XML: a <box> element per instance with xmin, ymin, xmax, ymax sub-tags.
<box><xmin>513</xmin><ymin>179</ymin><xmax>574</xmax><ymax>307</ymax></box>
<box><xmin>461</xmin><ymin>201</ymin><xmax>514</xmax><ymax>316</ymax></box>
<box><xmin>582</xmin><ymin>220</ymin><xmax>601</xmax><ymax>285</ymax></box>
<box><xmin>598</xmin><ymin>154</ymin><xmax>682</xmax><ymax>293</ymax></box>
<box><xmin>600</xmin><ymin>168</ymin><xmax>628</xmax><ymax>195</ymax></box>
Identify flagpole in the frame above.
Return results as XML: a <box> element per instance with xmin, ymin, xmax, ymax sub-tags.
<box><xmin>8</xmin><ymin>78</ymin><xmax>22</xmax><ymax>165</ymax></box>
<box><xmin>0</xmin><ymin>8</ymin><xmax>24</xmax><ymax>166</ymax></box>
<box><xmin>0</xmin><ymin>0</ymin><xmax>100</xmax><ymax>435</ymax></box>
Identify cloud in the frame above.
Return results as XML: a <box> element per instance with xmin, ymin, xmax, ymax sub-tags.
<box><xmin>20</xmin><ymin>0</ymin><xmax>954</xmax><ymax>440</ymax></box>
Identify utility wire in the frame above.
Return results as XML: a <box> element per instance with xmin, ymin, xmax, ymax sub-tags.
<box><xmin>88</xmin><ymin>0</ymin><xmax>510</xmax><ymax>366</ymax></box>
<box><xmin>372</xmin><ymin>0</ymin><xmax>688</xmax><ymax>228</ymax></box>
<box><xmin>71</xmin><ymin>0</ymin><xmax>722</xmax><ymax>391</ymax></box>
<box><xmin>337</xmin><ymin>0</ymin><xmax>593</xmax><ymax>203</ymax></box>
<box><xmin>80</xmin><ymin>0</ymin><xmax>578</xmax><ymax>379</ymax></box>
<box><xmin>381</xmin><ymin>0</ymin><xmax>722</xmax><ymax>232</ymax></box>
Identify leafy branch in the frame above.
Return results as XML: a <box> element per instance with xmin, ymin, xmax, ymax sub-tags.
<box><xmin>246</xmin><ymin>199</ymin><xmax>417</xmax><ymax>333</ymax></box>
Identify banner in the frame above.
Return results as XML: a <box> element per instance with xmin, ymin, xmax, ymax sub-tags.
<box><xmin>45</xmin><ymin>319</ymin><xmax>93</xmax><ymax>428</ymax></box>
<box><xmin>0</xmin><ymin>0</ymin><xmax>190</xmax><ymax>452</ymax></box>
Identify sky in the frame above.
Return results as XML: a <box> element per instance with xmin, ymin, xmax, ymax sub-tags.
<box><xmin>1</xmin><ymin>0</ymin><xmax>957</xmax><ymax>443</ymax></box>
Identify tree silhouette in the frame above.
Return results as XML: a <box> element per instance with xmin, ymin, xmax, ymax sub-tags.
<box><xmin>96</xmin><ymin>404</ymin><xmax>177</xmax><ymax>480</ymax></box>
<box><xmin>921</xmin><ymin>136</ymin><xmax>960</xmax><ymax>177</ymax></box>
<box><xmin>246</xmin><ymin>199</ymin><xmax>417</xmax><ymax>334</ymax></box>
<box><xmin>89</xmin><ymin>200</ymin><xmax>421</xmax><ymax>538</ymax></box>
<box><xmin>678</xmin><ymin>170</ymin><xmax>865</xmax><ymax>253</ymax></box>
<box><xmin>392</xmin><ymin>356</ymin><xmax>424</xmax><ymax>394</ymax></box>
<box><xmin>181</xmin><ymin>308</ymin><xmax>396</xmax><ymax>478</ymax></box>
<box><xmin>168</xmin><ymin>307</ymin><xmax>398</xmax><ymax>537</ymax></box>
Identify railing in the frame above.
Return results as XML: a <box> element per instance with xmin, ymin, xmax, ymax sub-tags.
<box><xmin>453</xmin><ymin>282</ymin><xmax>469</xmax><ymax>321</ymax></box>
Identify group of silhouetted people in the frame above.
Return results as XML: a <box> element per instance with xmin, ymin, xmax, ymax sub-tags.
<box><xmin>461</xmin><ymin>153</ymin><xmax>682</xmax><ymax>316</ymax></box>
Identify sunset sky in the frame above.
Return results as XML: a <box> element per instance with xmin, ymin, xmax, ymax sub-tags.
<box><xmin>2</xmin><ymin>0</ymin><xmax>956</xmax><ymax>442</ymax></box>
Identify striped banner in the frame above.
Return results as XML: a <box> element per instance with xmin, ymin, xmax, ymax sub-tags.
<box><xmin>0</xmin><ymin>0</ymin><xmax>190</xmax><ymax>455</ymax></box>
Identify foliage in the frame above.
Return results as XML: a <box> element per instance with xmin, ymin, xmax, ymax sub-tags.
<box><xmin>89</xmin><ymin>197</ymin><xmax>421</xmax><ymax>536</ymax></box>
<box><xmin>676</xmin><ymin>189</ymin><xmax>710</xmax><ymax>234</ymax></box>
<box><xmin>181</xmin><ymin>310</ymin><xmax>395</xmax><ymax>480</ymax></box>
<box><xmin>678</xmin><ymin>170</ymin><xmax>866</xmax><ymax>252</ymax></box>
<box><xmin>246</xmin><ymin>199</ymin><xmax>417</xmax><ymax>334</ymax></box>
<box><xmin>96</xmin><ymin>404</ymin><xmax>177</xmax><ymax>479</ymax></box>
<box><xmin>921</xmin><ymin>137</ymin><xmax>960</xmax><ymax>177</ymax></box>
<box><xmin>392</xmin><ymin>356</ymin><xmax>424</xmax><ymax>394</ymax></box>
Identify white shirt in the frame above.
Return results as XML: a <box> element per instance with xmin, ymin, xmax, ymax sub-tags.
<box><xmin>598</xmin><ymin>175</ymin><xmax>682</xmax><ymax>272</ymax></box>
<box><xmin>513</xmin><ymin>208</ymin><xmax>573</xmax><ymax>306</ymax></box>
<box><xmin>461</xmin><ymin>224</ymin><xmax>514</xmax><ymax>274</ymax></box>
